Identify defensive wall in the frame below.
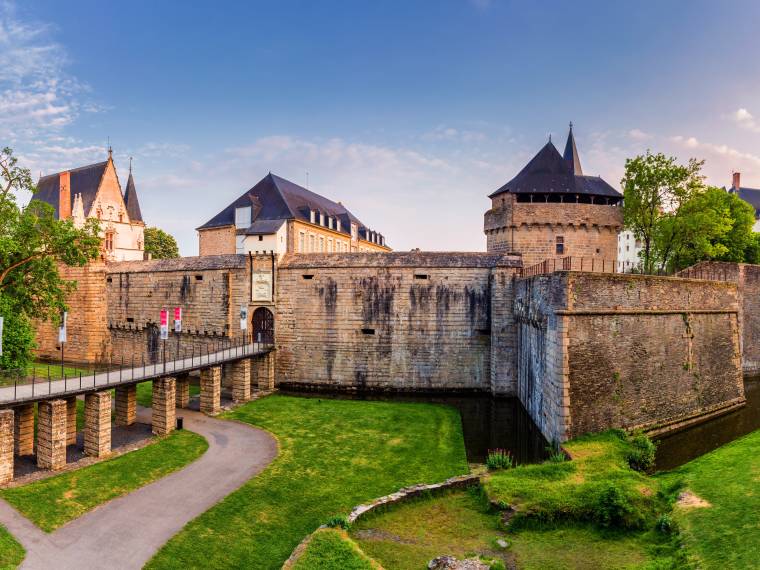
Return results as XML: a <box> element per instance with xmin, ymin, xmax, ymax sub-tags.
<box><xmin>33</xmin><ymin>252</ymin><xmax>749</xmax><ymax>444</ymax></box>
<box><xmin>515</xmin><ymin>271</ymin><xmax>744</xmax><ymax>443</ymax></box>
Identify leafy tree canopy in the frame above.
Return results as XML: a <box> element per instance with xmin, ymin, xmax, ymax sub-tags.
<box><xmin>144</xmin><ymin>226</ymin><xmax>180</xmax><ymax>259</ymax></box>
<box><xmin>0</xmin><ymin>147</ymin><xmax>101</xmax><ymax>368</ymax></box>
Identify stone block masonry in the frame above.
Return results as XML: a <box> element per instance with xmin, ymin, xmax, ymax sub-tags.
<box><xmin>201</xmin><ymin>367</ymin><xmax>221</xmax><ymax>414</ymax></box>
<box><xmin>66</xmin><ymin>397</ymin><xmax>77</xmax><ymax>445</ymax></box>
<box><xmin>84</xmin><ymin>391</ymin><xmax>112</xmax><ymax>457</ymax></box>
<box><xmin>152</xmin><ymin>378</ymin><xmax>176</xmax><ymax>436</ymax></box>
<box><xmin>231</xmin><ymin>359</ymin><xmax>251</xmax><ymax>403</ymax></box>
<box><xmin>13</xmin><ymin>403</ymin><xmax>34</xmax><ymax>456</ymax></box>
<box><xmin>37</xmin><ymin>400</ymin><xmax>67</xmax><ymax>470</ymax></box>
<box><xmin>0</xmin><ymin>410</ymin><xmax>13</xmax><ymax>484</ymax></box>
<box><xmin>115</xmin><ymin>385</ymin><xmax>136</xmax><ymax>426</ymax></box>
<box><xmin>515</xmin><ymin>272</ymin><xmax>744</xmax><ymax>442</ymax></box>
<box><xmin>176</xmin><ymin>375</ymin><xmax>190</xmax><ymax>408</ymax></box>
<box><xmin>255</xmin><ymin>352</ymin><xmax>275</xmax><ymax>392</ymax></box>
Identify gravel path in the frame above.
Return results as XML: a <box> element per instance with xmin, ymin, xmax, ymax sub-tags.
<box><xmin>0</xmin><ymin>406</ymin><xmax>277</xmax><ymax>569</ymax></box>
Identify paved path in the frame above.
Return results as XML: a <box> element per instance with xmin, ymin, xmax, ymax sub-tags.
<box><xmin>0</xmin><ymin>342</ymin><xmax>272</xmax><ymax>405</ymax></box>
<box><xmin>0</xmin><ymin>406</ymin><xmax>277</xmax><ymax>569</ymax></box>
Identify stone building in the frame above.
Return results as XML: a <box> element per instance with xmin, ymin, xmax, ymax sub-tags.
<box><xmin>484</xmin><ymin>125</ymin><xmax>623</xmax><ymax>267</ymax></box>
<box><xmin>197</xmin><ymin>173</ymin><xmax>390</xmax><ymax>257</ymax></box>
<box><xmin>34</xmin><ymin>150</ymin><xmax>145</xmax><ymax>261</ymax></box>
<box><xmin>728</xmin><ymin>171</ymin><xmax>760</xmax><ymax>231</ymax></box>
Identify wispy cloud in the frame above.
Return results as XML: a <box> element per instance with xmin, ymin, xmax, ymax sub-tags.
<box><xmin>627</xmin><ymin>128</ymin><xmax>651</xmax><ymax>141</ymax></box>
<box><xmin>731</xmin><ymin>108</ymin><xmax>760</xmax><ymax>133</ymax></box>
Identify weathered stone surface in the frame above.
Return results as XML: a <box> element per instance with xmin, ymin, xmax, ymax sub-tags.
<box><xmin>115</xmin><ymin>384</ymin><xmax>136</xmax><ymax>426</ymax></box>
<box><xmin>84</xmin><ymin>391</ymin><xmax>112</xmax><ymax>457</ymax></box>
<box><xmin>0</xmin><ymin>410</ymin><xmax>13</xmax><ymax>484</ymax></box>
<box><xmin>428</xmin><ymin>556</ymin><xmax>489</xmax><ymax>570</ymax></box>
<box><xmin>13</xmin><ymin>403</ymin><xmax>34</xmax><ymax>456</ymax></box>
<box><xmin>200</xmin><ymin>367</ymin><xmax>221</xmax><ymax>414</ymax></box>
<box><xmin>152</xmin><ymin>377</ymin><xmax>176</xmax><ymax>436</ymax></box>
<box><xmin>231</xmin><ymin>359</ymin><xmax>251</xmax><ymax>403</ymax></box>
<box><xmin>66</xmin><ymin>396</ymin><xmax>77</xmax><ymax>445</ymax></box>
<box><xmin>37</xmin><ymin>399</ymin><xmax>67</xmax><ymax>470</ymax></box>
<box><xmin>175</xmin><ymin>375</ymin><xmax>190</xmax><ymax>408</ymax></box>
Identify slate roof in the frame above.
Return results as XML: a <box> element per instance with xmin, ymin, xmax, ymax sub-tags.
<box><xmin>197</xmin><ymin>173</ymin><xmax>373</xmax><ymax>238</ymax></box>
<box><xmin>35</xmin><ymin>161</ymin><xmax>108</xmax><ymax>218</ymax></box>
<box><xmin>243</xmin><ymin>219</ymin><xmax>285</xmax><ymax>235</ymax></box>
<box><xmin>730</xmin><ymin>186</ymin><xmax>760</xmax><ymax>218</ymax></box>
<box><xmin>123</xmin><ymin>171</ymin><xmax>143</xmax><ymax>222</ymax></box>
<box><xmin>489</xmin><ymin>128</ymin><xmax>622</xmax><ymax>200</ymax></box>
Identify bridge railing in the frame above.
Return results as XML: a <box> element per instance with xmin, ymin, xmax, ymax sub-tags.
<box><xmin>0</xmin><ymin>335</ymin><xmax>274</xmax><ymax>404</ymax></box>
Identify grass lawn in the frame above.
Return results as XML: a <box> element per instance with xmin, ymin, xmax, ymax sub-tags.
<box><xmin>291</xmin><ymin>528</ymin><xmax>378</xmax><ymax>570</ymax></box>
<box><xmin>136</xmin><ymin>380</ymin><xmax>200</xmax><ymax>408</ymax></box>
<box><xmin>1</xmin><ymin>430</ymin><xmax>208</xmax><ymax>532</ymax></box>
<box><xmin>146</xmin><ymin>394</ymin><xmax>468</xmax><ymax>569</ymax></box>
<box><xmin>27</xmin><ymin>362</ymin><xmax>90</xmax><ymax>381</ymax></box>
<box><xmin>658</xmin><ymin>428</ymin><xmax>760</xmax><ymax>568</ymax></box>
<box><xmin>0</xmin><ymin>526</ymin><xmax>24</xmax><ymax>569</ymax></box>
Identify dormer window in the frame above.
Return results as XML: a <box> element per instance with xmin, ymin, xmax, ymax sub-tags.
<box><xmin>235</xmin><ymin>206</ymin><xmax>252</xmax><ymax>229</ymax></box>
<box><xmin>336</xmin><ymin>219</ymin><xmax>342</xmax><ymax>232</ymax></box>
<box><xmin>310</xmin><ymin>210</ymin><xmax>316</xmax><ymax>224</ymax></box>
<box><xmin>351</xmin><ymin>224</ymin><xmax>358</xmax><ymax>241</ymax></box>
<box><xmin>328</xmin><ymin>216</ymin><xmax>333</xmax><ymax>230</ymax></box>
<box><xmin>319</xmin><ymin>212</ymin><xmax>325</xmax><ymax>226</ymax></box>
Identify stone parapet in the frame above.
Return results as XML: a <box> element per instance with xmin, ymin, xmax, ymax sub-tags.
<box><xmin>84</xmin><ymin>391</ymin><xmax>112</xmax><ymax>457</ymax></box>
<box><xmin>152</xmin><ymin>377</ymin><xmax>176</xmax><ymax>436</ymax></box>
<box><xmin>37</xmin><ymin>399</ymin><xmax>67</xmax><ymax>470</ymax></box>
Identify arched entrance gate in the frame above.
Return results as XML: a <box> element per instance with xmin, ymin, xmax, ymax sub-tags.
<box><xmin>252</xmin><ymin>307</ymin><xmax>274</xmax><ymax>344</ymax></box>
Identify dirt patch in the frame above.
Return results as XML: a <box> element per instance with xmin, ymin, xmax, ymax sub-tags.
<box><xmin>677</xmin><ymin>491</ymin><xmax>711</xmax><ymax>508</ymax></box>
<box><xmin>353</xmin><ymin>528</ymin><xmax>416</xmax><ymax>544</ymax></box>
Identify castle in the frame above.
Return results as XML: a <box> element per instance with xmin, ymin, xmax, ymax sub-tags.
<box><xmin>34</xmin><ymin>149</ymin><xmax>145</xmax><ymax>262</ymax></box>
<box><xmin>32</xmin><ymin>128</ymin><xmax>751</xmax><ymax>445</ymax></box>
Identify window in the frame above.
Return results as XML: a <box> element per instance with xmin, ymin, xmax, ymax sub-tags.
<box><xmin>118</xmin><ymin>212</ymin><xmax>123</xmax><ymax>223</ymax></box>
<box><xmin>310</xmin><ymin>210</ymin><xmax>316</xmax><ymax>224</ymax></box>
<box><xmin>351</xmin><ymin>224</ymin><xmax>358</xmax><ymax>241</ymax></box>
<box><xmin>635</xmin><ymin>239</ymin><xmax>642</xmax><ymax>248</ymax></box>
<box><xmin>309</xmin><ymin>234</ymin><xmax>316</xmax><ymax>252</ymax></box>
<box><xmin>319</xmin><ymin>212</ymin><xmax>325</xmax><ymax>226</ymax></box>
<box><xmin>555</xmin><ymin>236</ymin><xmax>564</xmax><ymax>255</ymax></box>
<box><xmin>336</xmin><ymin>219</ymin><xmax>342</xmax><ymax>232</ymax></box>
<box><xmin>626</xmin><ymin>245</ymin><xmax>630</xmax><ymax>252</ymax></box>
<box><xmin>298</xmin><ymin>232</ymin><xmax>305</xmax><ymax>252</ymax></box>
<box><xmin>235</xmin><ymin>206</ymin><xmax>252</xmax><ymax>229</ymax></box>
<box><xmin>328</xmin><ymin>238</ymin><xmax>333</xmax><ymax>252</ymax></box>
<box><xmin>235</xmin><ymin>235</ymin><xmax>245</xmax><ymax>254</ymax></box>
<box><xmin>258</xmin><ymin>235</ymin><xmax>263</xmax><ymax>242</ymax></box>
<box><xmin>319</xmin><ymin>236</ymin><xmax>325</xmax><ymax>252</ymax></box>
<box><xmin>105</xmin><ymin>231</ymin><xmax>115</xmax><ymax>252</ymax></box>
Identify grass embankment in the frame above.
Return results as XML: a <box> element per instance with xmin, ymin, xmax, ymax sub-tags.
<box><xmin>291</xmin><ymin>528</ymin><xmax>379</xmax><ymax>570</ymax></box>
<box><xmin>146</xmin><ymin>394</ymin><xmax>468</xmax><ymax>569</ymax></box>
<box><xmin>1</xmin><ymin>430</ymin><xmax>208</xmax><ymax>532</ymax></box>
<box><xmin>0</xmin><ymin>526</ymin><xmax>24</xmax><ymax>569</ymax></box>
<box><xmin>658</xmin><ymin>428</ymin><xmax>760</xmax><ymax>568</ymax></box>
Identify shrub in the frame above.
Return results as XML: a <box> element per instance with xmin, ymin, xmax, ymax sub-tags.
<box><xmin>486</xmin><ymin>449</ymin><xmax>513</xmax><ymax>471</ymax></box>
<box><xmin>656</xmin><ymin>513</ymin><xmax>676</xmax><ymax>534</ymax></box>
<box><xmin>592</xmin><ymin>483</ymin><xmax>643</xmax><ymax>529</ymax></box>
<box><xmin>324</xmin><ymin>515</ymin><xmax>350</xmax><ymax>530</ymax></box>
<box><xmin>626</xmin><ymin>432</ymin><xmax>657</xmax><ymax>472</ymax></box>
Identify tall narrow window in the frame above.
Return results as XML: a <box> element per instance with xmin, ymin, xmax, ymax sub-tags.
<box><xmin>299</xmin><ymin>232</ymin><xmax>305</xmax><ymax>253</ymax></box>
<box><xmin>235</xmin><ymin>206</ymin><xmax>252</xmax><ymax>229</ymax></box>
<box><xmin>555</xmin><ymin>236</ymin><xmax>565</xmax><ymax>255</ymax></box>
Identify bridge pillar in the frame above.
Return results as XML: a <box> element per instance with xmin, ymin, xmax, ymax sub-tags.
<box><xmin>14</xmin><ymin>403</ymin><xmax>34</xmax><ymax>456</ymax></box>
<box><xmin>66</xmin><ymin>397</ymin><xmax>77</xmax><ymax>445</ymax></box>
<box><xmin>200</xmin><ymin>366</ymin><xmax>221</xmax><ymax>414</ymax></box>
<box><xmin>254</xmin><ymin>352</ymin><xmax>275</xmax><ymax>391</ymax></box>
<box><xmin>176</xmin><ymin>375</ymin><xmax>190</xmax><ymax>408</ymax></box>
<box><xmin>84</xmin><ymin>391</ymin><xmax>111</xmax><ymax>457</ymax></box>
<box><xmin>152</xmin><ymin>377</ymin><xmax>176</xmax><ymax>436</ymax></box>
<box><xmin>0</xmin><ymin>410</ymin><xmax>13</xmax><ymax>484</ymax></box>
<box><xmin>231</xmin><ymin>359</ymin><xmax>251</xmax><ymax>403</ymax></box>
<box><xmin>115</xmin><ymin>385</ymin><xmax>136</xmax><ymax>426</ymax></box>
<box><xmin>37</xmin><ymin>399</ymin><xmax>67</xmax><ymax>470</ymax></box>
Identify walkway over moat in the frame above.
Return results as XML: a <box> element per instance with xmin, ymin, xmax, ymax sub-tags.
<box><xmin>0</xmin><ymin>341</ymin><xmax>274</xmax><ymax>406</ymax></box>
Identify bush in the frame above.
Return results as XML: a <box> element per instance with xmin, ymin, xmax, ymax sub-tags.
<box><xmin>626</xmin><ymin>432</ymin><xmax>657</xmax><ymax>472</ymax></box>
<box><xmin>325</xmin><ymin>515</ymin><xmax>350</xmax><ymax>530</ymax></box>
<box><xmin>592</xmin><ymin>484</ymin><xmax>643</xmax><ymax>529</ymax></box>
<box><xmin>486</xmin><ymin>449</ymin><xmax>513</xmax><ymax>471</ymax></box>
<box><xmin>0</xmin><ymin>294</ymin><xmax>35</xmax><ymax>370</ymax></box>
<box><xmin>656</xmin><ymin>513</ymin><xmax>676</xmax><ymax>535</ymax></box>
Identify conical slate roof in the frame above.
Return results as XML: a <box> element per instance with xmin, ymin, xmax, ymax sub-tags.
<box><xmin>489</xmin><ymin>126</ymin><xmax>621</xmax><ymax>200</ymax></box>
<box><xmin>123</xmin><ymin>170</ymin><xmax>143</xmax><ymax>222</ymax></box>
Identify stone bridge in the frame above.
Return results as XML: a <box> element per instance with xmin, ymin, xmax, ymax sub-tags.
<box><xmin>0</xmin><ymin>341</ymin><xmax>275</xmax><ymax>484</ymax></box>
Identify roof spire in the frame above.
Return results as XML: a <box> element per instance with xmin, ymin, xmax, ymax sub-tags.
<box><xmin>107</xmin><ymin>137</ymin><xmax>112</xmax><ymax>160</ymax></box>
<box><xmin>129</xmin><ymin>156</ymin><xmax>133</xmax><ymax>174</ymax></box>
<box><xmin>563</xmin><ymin>122</ymin><xmax>582</xmax><ymax>175</ymax></box>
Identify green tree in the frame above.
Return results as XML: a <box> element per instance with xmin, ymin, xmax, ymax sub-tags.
<box><xmin>0</xmin><ymin>147</ymin><xmax>102</xmax><ymax>368</ymax></box>
<box><xmin>621</xmin><ymin>151</ymin><xmax>705</xmax><ymax>272</ymax></box>
<box><xmin>144</xmin><ymin>226</ymin><xmax>180</xmax><ymax>259</ymax></box>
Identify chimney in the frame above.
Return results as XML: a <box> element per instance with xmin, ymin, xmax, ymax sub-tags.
<box><xmin>58</xmin><ymin>171</ymin><xmax>71</xmax><ymax>219</ymax></box>
<box><xmin>733</xmin><ymin>171</ymin><xmax>741</xmax><ymax>190</ymax></box>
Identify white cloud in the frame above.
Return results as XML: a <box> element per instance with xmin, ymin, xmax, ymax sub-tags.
<box><xmin>628</xmin><ymin>128</ymin><xmax>651</xmax><ymax>141</ymax></box>
<box><xmin>731</xmin><ymin>108</ymin><xmax>760</xmax><ymax>133</ymax></box>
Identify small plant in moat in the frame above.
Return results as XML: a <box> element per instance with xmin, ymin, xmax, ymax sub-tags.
<box><xmin>486</xmin><ymin>449</ymin><xmax>513</xmax><ymax>471</ymax></box>
<box><xmin>626</xmin><ymin>432</ymin><xmax>657</xmax><ymax>472</ymax></box>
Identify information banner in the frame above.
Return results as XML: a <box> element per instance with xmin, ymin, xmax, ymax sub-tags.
<box><xmin>160</xmin><ymin>308</ymin><xmax>169</xmax><ymax>340</ymax></box>
<box><xmin>240</xmin><ymin>305</ymin><xmax>248</xmax><ymax>330</ymax></box>
<box><xmin>58</xmin><ymin>311</ymin><xmax>68</xmax><ymax>344</ymax></box>
<box><xmin>174</xmin><ymin>307</ymin><xmax>182</xmax><ymax>332</ymax></box>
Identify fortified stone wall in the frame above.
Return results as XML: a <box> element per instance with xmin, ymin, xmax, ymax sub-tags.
<box><xmin>198</xmin><ymin>226</ymin><xmax>236</xmax><ymax>256</ymax></box>
<box><xmin>679</xmin><ymin>261</ymin><xmax>760</xmax><ymax>375</ymax></box>
<box><xmin>515</xmin><ymin>272</ymin><xmax>745</xmax><ymax>443</ymax></box>
<box><xmin>484</xmin><ymin>193</ymin><xmax>622</xmax><ymax>266</ymax></box>
<box><xmin>275</xmin><ymin>252</ymin><xmax>521</xmax><ymax>393</ymax></box>
<box><xmin>35</xmin><ymin>261</ymin><xmax>111</xmax><ymax>363</ymax></box>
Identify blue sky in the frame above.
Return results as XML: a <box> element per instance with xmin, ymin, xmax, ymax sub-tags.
<box><xmin>4</xmin><ymin>0</ymin><xmax>760</xmax><ymax>254</ymax></box>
